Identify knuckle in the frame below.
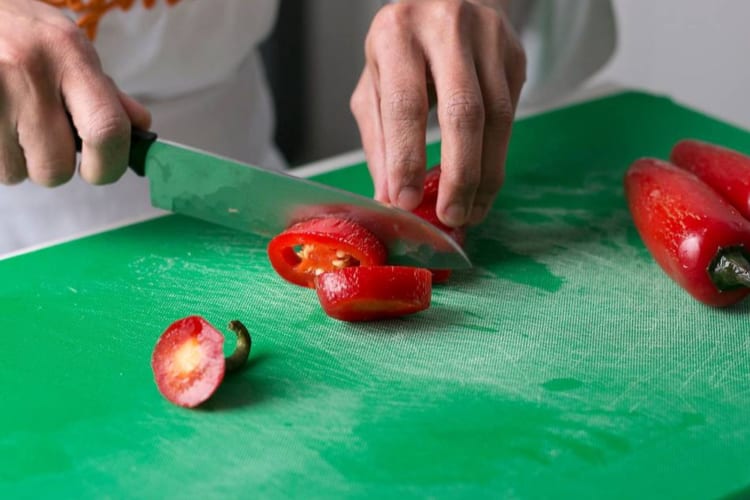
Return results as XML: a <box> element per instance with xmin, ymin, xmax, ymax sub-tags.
<box><xmin>441</xmin><ymin>91</ymin><xmax>484</xmax><ymax>130</ymax></box>
<box><xmin>488</xmin><ymin>8</ymin><xmax>507</xmax><ymax>35</ymax></box>
<box><xmin>49</xmin><ymin>23</ymin><xmax>101</xmax><ymax>72</ymax></box>
<box><xmin>0</xmin><ymin>21</ymin><xmax>89</xmax><ymax>77</ymax></box>
<box><xmin>485</xmin><ymin>96</ymin><xmax>514</xmax><ymax>129</ymax></box>
<box><xmin>48</xmin><ymin>19</ymin><xmax>87</xmax><ymax>47</ymax></box>
<box><xmin>389</xmin><ymin>152</ymin><xmax>424</xmax><ymax>178</ymax></box>
<box><xmin>81</xmin><ymin>109</ymin><xmax>129</xmax><ymax>149</ymax></box>
<box><xmin>0</xmin><ymin>42</ymin><xmax>44</xmax><ymax>75</ymax></box>
<box><xmin>349</xmin><ymin>87</ymin><xmax>366</xmax><ymax>117</ymax></box>
<box><xmin>384</xmin><ymin>90</ymin><xmax>427</xmax><ymax>122</ymax></box>
<box><xmin>485</xmin><ymin>4</ymin><xmax>512</xmax><ymax>40</ymax></box>
<box><xmin>433</xmin><ymin>0</ymin><xmax>468</xmax><ymax>25</ymax></box>
<box><xmin>373</xmin><ymin>3</ymin><xmax>412</xmax><ymax>32</ymax></box>
<box><xmin>28</xmin><ymin>160</ymin><xmax>74</xmax><ymax>187</ymax></box>
<box><xmin>367</xmin><ymin>4</ymin><xmax>410</xmax><ymax>52</ymax></box>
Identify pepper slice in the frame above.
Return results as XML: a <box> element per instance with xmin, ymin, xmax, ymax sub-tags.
<box><xmin>411</xmin><ymin>165</ymin><xmax>467</xmax><ymax>283</ymax></box>
<box><xmin>151</xmin><ymin>316</ymin><xmax>251</xmax><ymax>408</ymax></box>
<box><xmin>670</xmin><ymin>139</ymin><xmax>750</xmax><ymax>219</ymax></box>
<box><xmin>625</xmin><ymin>158</ymin><xmax>750</xmax><ymax>307</ymax></box>
<box><xmin>314</xmin><ymin>266</ymin><xmax>433</xmax><ymax>321</ymax></box>
<box><xmin>267</xmin><ymin>217</ymin><xmax>388</xmax><ymax>288</ymax></box>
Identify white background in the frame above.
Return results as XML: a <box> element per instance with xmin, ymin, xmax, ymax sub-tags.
<box><xmin>592</xmin><ymin>1</ymin><xmax>750</xmax><ymax>131</ymax></box>
<box><xmin>301</xmin><ymin>0</ymin><xmax>750</xmax><ymax>161</ymax></box>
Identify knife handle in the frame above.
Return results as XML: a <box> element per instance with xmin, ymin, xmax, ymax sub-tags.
<box><xmin>71</xmin><ymin>121</ymin><xmax>158</xmax><ymax>177</ymax></box>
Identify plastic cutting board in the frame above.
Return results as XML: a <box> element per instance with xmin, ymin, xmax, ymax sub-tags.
<box><xmin>1</xmin><ymin>91</ymin><xmax>749</xmax><ymax>499</ymax></box>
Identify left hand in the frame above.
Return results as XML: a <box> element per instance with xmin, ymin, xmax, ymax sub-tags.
<box><xmin>350</xmin><ymin>0</ymin><xmax>526</xmax><ymax>227</ymax></box>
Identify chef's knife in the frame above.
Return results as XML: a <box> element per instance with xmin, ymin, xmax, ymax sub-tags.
<box><xmin>82</xmin><ymin>129</ymin><xmax>471</xmax><ymax>269</ymax></box>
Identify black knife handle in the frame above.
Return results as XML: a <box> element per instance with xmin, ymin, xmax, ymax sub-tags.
<box><xmin>70</xmin><ymin>118</ymin><xmax>158</xmax><ymax>177</ymax></box>
<box><xmin>126</xmin><ymin>128</ymin><xmax>158</xmax><ymax>176</ymax></box>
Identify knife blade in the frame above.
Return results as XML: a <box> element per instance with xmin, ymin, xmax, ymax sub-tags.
<box><xmin>120</xmin><ymin>130</ymin><xmax>471</xmax><ymax>269</ymax></box>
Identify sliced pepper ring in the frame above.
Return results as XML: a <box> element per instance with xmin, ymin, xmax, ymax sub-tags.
<box><xmin>314</xmin><ymin>266</ymin><xmax>433</xmax><ymax>322</ymax></box>
<box><xmin>267</xmin><ymin>217</ymin><xmax>388</xmax><ymax>288</ymax></box>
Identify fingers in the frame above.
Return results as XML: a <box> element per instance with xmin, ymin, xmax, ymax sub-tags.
<box><xmin>468</xmin><ymin>75</ymin><xmax>511</xmax><ymax>225</ymax></box>
<box><xmin>430</xmin><ymin>3</ymin><xmax>524</xmax><ymax>227</ymax></box>
<box><xmin>18</xmin><ymin>102</ymin><xmax>77</xmax><ymax>187</ymax></box>
<box><xmin>367</xmin><ymin>7</ymin><xmax>430</xmax><ymax>211</ymax></box>
<box><xmin>0</xmin><ymin>79</ymin><xmax>26</xmax><ymax>185</ymax></box>
<box><xmin>49</xmin><ymin>22</ymin><xmax>132</xmax><ymax>185</ymax></box>
<box><xmin>467</xmin><ymin>10</ymin><xmax>524</xmax><ymax>225</ymax></box>
<box><xmin>356</xmin><ymin>1</ymin><xmax>526</xmax><ymax>227</ymax></box>
<box><xmin>427</xmin><ymin>7</ymin><xmax>485</xmax><ymax>227</ymax></box>
<box><xmin>351</xmin><ymin>69</ymin><xmax>388</xmax><ymax>202</ymax></box>
<box><xmin>62</xmin><ymin>65</ymin><xmax>131</xmax><ymax>185</ymax></box>
<box><xmin>0</xmin><ymin>124</ymin><xmax>25</xmax><ymax>186</ymax></box>
<box><xmin>0</xmin><ymin>41</ymin><xmax>76</xmax><ymax>187</ymax></box>
<box><xmin>0</xmin><ymin>14</ymin><xmax>136</xmax><ymax>188</ymax></box>
<box><xmin>118</xmin><ymin>89</ymin><xmax>152</xmax><ymax>131</ymax></box>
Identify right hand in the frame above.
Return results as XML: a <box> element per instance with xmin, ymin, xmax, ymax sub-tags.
<box><xmin>0</xmin><ymin>0</ymin><xmax>151</xmax><ymax>187</ymax></box>
<box><xmin>350</xmin><ymin>0</ymin><xmax>526</xmax><ymax>229</ymax></box>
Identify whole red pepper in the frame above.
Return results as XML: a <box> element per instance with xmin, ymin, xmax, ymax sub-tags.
<box><xmin>671</xmin><ymin>139</ymin><xmax>750</xmax><ymax>219</ymax></box>
<box><xmin>625</xmin><ymin>158</ymin><xmax>750</xmax><ymax>307</ymax></box>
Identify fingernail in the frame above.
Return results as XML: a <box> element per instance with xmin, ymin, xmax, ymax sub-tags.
<box><xmin>397</xmin><ymin>186</ymin><xmax>421</xmax><ymax>210</ymax></box>
<box><xmin>443</xmin><ymin>204</ymin><xmax>467</xmax><ymax>227</ymax></box>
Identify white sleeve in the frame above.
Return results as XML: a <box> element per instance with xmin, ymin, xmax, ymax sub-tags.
<box><xmin>513</xmin><ymin>0</ymin><xmax>617</xmax><ymax>108</ymax></box>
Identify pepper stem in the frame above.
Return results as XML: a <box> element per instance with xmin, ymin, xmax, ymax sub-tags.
<box><xmin>224</xmin><ymin>320</ymin><xmax>252</xmax><ymax>373</ymax></box>
<box><xmin>709</xmin><ymin>247</ymin><xmax>750</xmax><ymax>290</ymax></box>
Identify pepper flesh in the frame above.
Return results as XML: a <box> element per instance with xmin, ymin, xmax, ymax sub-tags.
<box><xmin>421</xmin><ymin>165</ymin><xmax>443</xmax><ymax>204</ymax></box>
<box><xmin>267</xmin><ymin>217</ymin><xmax>388</xmax><ymax>288</ymax></box>
<box><xmin>625</xmin><ymin>158</ymin><xmax>750</xmax><ymax>306</ymax></box>
<box><xmin>151</xmin><ymin>316</ymin><xmax>251</xmax><ymax>408</ymax></box>
<box><xmin>314</xmin><ymin>266</ymin><xmax>433</xmax><ymax>321</ymax></box>
<box><xmin>671</xmin><ymin>139</ymin><xmax>750</xmax><ymax>219</ymax></box>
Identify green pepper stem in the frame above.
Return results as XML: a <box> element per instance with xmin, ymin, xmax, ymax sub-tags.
<box><xmin>709</xmin><ymin>247</ymin><xmax>750</xmax><ymax>290</ymax></box>
<box><xmin>224</xmin><ymin>320</ymin><xmax>252</xmax><ymax>373</ymax></box>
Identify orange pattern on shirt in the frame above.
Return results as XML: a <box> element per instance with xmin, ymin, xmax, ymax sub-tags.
<box><xmin>42</xmin><ymin>0</ymin><xmax>183</xmax><ymax>40</ymax></box>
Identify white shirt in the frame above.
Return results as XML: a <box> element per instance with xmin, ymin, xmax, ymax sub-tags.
<box><xmin>0</xmin><ymin>0</ymin><xmax>615</xmax><ymax>255</ymax></box>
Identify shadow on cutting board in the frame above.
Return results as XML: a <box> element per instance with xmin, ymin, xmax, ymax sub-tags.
<box><xmin>722</xmin><ymin>483</ymin><xmax>750</xmax><ymax>500</ymax></box>
<box><xmin>201</xmin><ymin>352</ymin><xmax>276</xmax><ymax>410</ymax></box>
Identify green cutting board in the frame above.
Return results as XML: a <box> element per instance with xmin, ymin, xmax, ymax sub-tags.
<box><xmin>1</xmin><ymin>91</ymin><xmax>749</xmax><ymax>499</ymax></box>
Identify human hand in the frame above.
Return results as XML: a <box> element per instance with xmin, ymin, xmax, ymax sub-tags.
<box><xmin>0</xmin><ymin>0</ymin><xmax>150</xmax><ymax>187</ymax></box>
<box><xmin>351</xmin><ymin>0</ymin><xmax>525</xmax><ymax>227</ymax></box>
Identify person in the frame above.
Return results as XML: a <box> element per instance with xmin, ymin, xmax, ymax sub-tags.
<box><xmin>0</xmin><ymin>0</ymin><xmax>615</xmax><ymax>254</ymax></box>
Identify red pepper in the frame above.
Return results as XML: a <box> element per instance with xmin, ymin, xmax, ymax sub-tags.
<box><xmin>314</xmin><ymin>266</ymin><xmax>433</xmax><ymax>321</ymax></box>
<box><xmin>410</xmin><ymin>165</ymin><xmax>467</xmax><ymax>283</ymax></box>
<box><xmin>267</xmin><ymin>217</ymin><xmax>388</xmax><ymax>288</ymax></box>
<box><xmin>411</xmin><ymin>203</ymin><xmax>467</xmax><ymax>248</ymax></box>
<box><xmin>625</xmin><ymin>158</ymin><xmax>750</xmax><ymax>307</ymax></box>
<box><xmin>670</xmin><ymin>139</ymin><xmax>750</xmax><ymax>219</ymax></box>
<box><xmin>421</xmin><ymin>165</ymin><xmax>442</xmax><ymax>203</ymax></box>
<box><xmin>151</xmin><ymin>316</ymin><xmax>251</xmax><ymax>408</ymax></box>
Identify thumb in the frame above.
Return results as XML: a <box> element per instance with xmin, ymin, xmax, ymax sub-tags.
<box><xmin>117</xmin><ymin>90</ymin><xmax>152</xmax><ymax>131</ymax></box>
